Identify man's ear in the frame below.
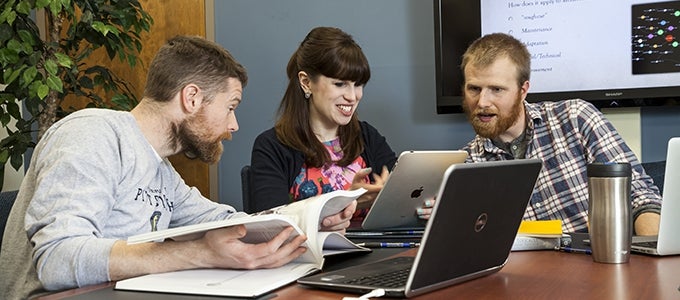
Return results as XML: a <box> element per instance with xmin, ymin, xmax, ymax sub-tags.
<box><xmin>298</xmin><ymin>71</ymin><xmax>311</xmax><ymax>94</ymax></box>
<box><xmin>180</xmin><ymin>84</ymin><xmax>202</xmax><ymax>113</ymax></box>
<box><xmin>519</xmin><ymin>80</ymin><xmax>530</xmax><ymax>101</ymax></box>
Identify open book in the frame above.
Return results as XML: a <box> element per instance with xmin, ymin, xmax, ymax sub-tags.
<box><xmin>115</xmin><ymin>188</ymin><xmax>370</xmax><ymax>297</ymax></box>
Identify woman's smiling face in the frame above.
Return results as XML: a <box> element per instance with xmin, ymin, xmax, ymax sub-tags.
<box><xmin>307</xmin><ymin>74</ymin><xmax>364</xmax><ymax>130</ymax></box>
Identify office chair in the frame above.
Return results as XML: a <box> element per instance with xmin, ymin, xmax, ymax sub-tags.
<box><xmin>641</xmin><ymin>160</ymin><xmax>666</xmax><ymax>195</ymax></box>
<box><xmin>240</xmin><ymin>165</ymin><xmax>254</xmax><ymax>214</ymax></box>
<box><xmin>0</xmin><ymin>190</ymin><xmax>19</xmax><ymax>253</ymax></box>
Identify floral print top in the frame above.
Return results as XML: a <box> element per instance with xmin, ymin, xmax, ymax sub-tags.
<box><xmin>289</xmin><ymin>137</ymin><xmax>369</xmax><ymax>220</ymax></box>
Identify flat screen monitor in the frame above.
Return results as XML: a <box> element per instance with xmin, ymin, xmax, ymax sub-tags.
<box><xmin>434</xmin><ymin>0</ymin><xmax>680</xmax><ymax>114</ymax></box>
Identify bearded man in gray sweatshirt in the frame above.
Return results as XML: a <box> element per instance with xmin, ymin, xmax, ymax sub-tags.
<box><xmin>0</xmin><ymin>35</ymin><xmax>356</xmax><ymax>299</ymax></box>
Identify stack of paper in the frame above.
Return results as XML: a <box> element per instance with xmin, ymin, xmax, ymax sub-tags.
<box><xmin>517</xmin><ymin>220</ymin><xmax>563</xmax><ymax>238</ymax></box>
<box><xmin>512</xmin><ymin>220</ymin><xmax>565</xmax><ymax>251</ymax></box>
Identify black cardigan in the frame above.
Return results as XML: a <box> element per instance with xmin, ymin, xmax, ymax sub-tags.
<box><xmin>249</xmin><ymin>121</ymin><xmax>397</xmax><ymax>212</ymax></box>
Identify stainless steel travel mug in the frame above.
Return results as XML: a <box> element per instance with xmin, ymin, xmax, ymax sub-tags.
<box><xmin>587</xmin><ymin>162</ymin><xmax>632</xmax><ymax>264</ymax></box>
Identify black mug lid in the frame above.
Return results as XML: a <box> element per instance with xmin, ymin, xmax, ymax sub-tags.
<box><xmin>587</xmin><ymin>162</ymin><xmax>632</xmax><ymax>177</ymax></box>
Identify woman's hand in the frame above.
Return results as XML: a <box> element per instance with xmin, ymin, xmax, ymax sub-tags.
<box><xmin>416</xmin><ymin>198</ymin><xmax>436</xmax><ymax>220</ymax></box>
<box><xmin>351</xmin><ymin>166</ymin><xmax>390</xmax><ymax>209</ymax></box>
<box><xmin>316</xmin><ymin>166</ymin><xmax>391</xmax><ymax>233</ymax></box>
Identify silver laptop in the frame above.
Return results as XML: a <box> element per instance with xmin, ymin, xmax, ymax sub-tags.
<box><xmin>631</xmin><ymin>137</ymin><xmax>680</xmax><ymax>256</ymax></box>
<box><xmin>299</xmin><ymin>159</ymin><xmax>542</xmax><ymax>298</ymax></box>
<box><xmin>360</xmin><ymin>150</ymin><xmax>468</xmax><ymax>230</ymax></box>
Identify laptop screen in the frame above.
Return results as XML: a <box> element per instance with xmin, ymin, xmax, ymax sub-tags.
<box><xmin>407</xmin><ymin>159</ymin><xmax>542</xmax><ymax>295</ymax></box>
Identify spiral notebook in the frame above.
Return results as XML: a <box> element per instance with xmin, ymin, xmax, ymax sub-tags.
<box><xmin>298</xmin><ymin>159</ymin><xmax>542</xmax><ymax>298</ymax></box>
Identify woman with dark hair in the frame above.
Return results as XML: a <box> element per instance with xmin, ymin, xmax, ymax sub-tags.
<box><xmin>250</xmin><ymin>27</ymin><xmax>396</xmax><ymax>227</ymax></box>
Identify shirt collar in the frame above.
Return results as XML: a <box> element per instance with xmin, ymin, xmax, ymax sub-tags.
<box><xmin>480</xmin><ymin>101</ymin><xmax>540</xmax><ymax>155</ymax></box>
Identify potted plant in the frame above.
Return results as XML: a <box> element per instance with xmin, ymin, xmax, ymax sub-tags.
<box><xmin>0</xmin><ymin>0</ymin><xmax>153</xmax><ymax>188</ymax></box>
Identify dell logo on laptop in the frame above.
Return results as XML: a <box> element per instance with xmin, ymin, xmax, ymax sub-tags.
<box><xmin>474</xmin><ymin>213</ymin><xmax>488</xmax><ymax>232</ymax></box>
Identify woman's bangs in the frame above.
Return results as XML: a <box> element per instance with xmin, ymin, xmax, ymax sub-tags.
<box><xmin>323</xmin><ymin>47</ymin><xmax>371</xmax><ymax>84</ymax></box>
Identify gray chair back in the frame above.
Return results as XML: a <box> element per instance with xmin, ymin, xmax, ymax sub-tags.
<box><xmin>0</xmin><ymin>190</ymin><xmax>19</xmax><ymax>253</ymax></box>
<box><xmin>641</xmin><ymin>161</ymin><xmax>666</xmax><ymax>195</ymax></box>
<box><xmin>241</xmin><ymin>165</ymin><xmax>254</xmax><ymax>214</ymax></box>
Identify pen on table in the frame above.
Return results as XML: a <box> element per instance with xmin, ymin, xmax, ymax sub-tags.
<box><xmin>356</xmin><ymin>242</ymin><xmax>420</xmax><ymax>248</ymax></box>
<box><xmin>559</xmin><ymin>246</ymin><xmax>592</xmax><ymax>255</ymax></box>
<box><xmin>381</xmin><ymin>230</ymin><xmax>423</xmax><ymax>235</ymax></box>
<box><xmin>347</xmin><ymin>230</ymin><xmax>424</xmax><ymax>236</ymax></box>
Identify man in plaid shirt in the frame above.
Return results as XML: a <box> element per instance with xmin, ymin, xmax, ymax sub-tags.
<box><xmin>458</xmin><ymin>33</ymin><xmax>661</xmax><ymax>235</ymax></box>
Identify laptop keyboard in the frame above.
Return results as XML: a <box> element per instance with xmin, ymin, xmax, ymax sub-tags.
<box><xmin>344</xmin><ymin>268</ymin><xmax>411</xmax><ymax>288</ymax></box>
<box><xmin>633</xmin><ymin>240</ymin><xmax>658</xmax><ymax>248</ymax></box>
<box><xmin>341</xmin><ymin>264</ymin><xmax>411</xmax><ymax>288</ymax></box>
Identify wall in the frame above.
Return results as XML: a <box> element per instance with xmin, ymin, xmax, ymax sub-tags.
<box><xmin>213</xmin><ymin>0</ymin><xmax>680</xmax><ymax>209</ymax></box>
<box><xmin>214</xmin><ymin>0</ymin><xmax>471</xmax><ymax>209</ymax></box>
<box><xmin>641</xmin><ymin>106</ymin><xmax>680</xmax><ymax>161</ymax></box>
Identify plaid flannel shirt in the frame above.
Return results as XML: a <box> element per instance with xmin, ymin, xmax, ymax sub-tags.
<box><xmin>463</xmin><ymin>99</ymin><xmax>662</xmax><ymax>233</ymax></box>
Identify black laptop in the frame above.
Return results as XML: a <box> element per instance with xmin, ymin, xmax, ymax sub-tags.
<box><xmin>298</xmin><ymin>159</ymin><xmax>542</xmax><ymax>298</ymax></box>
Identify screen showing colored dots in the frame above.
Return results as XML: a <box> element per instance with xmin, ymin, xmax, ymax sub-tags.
<box><xmin>632</xmin><ymin>2</ymin><xmax>680</xmax><ymax>74</ymax></box>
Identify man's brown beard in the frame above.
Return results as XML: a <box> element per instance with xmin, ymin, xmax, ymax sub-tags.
<box><xmin>463</xmin><ymin>92</ymin><xmax>523</xmax><ymax>139</ymax></box>
<box><xmin>175</xmin><ymin>108</ymin><xmax>232</xmax><ymax>164</ymax></box>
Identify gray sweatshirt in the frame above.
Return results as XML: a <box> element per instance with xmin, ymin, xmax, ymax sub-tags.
<box><xmin>0</xmin><ymin>109</ymin><xmax>240</xmax><ymax>299</ymax></box>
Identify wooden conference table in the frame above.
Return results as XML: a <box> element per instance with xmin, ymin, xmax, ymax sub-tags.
<box><xmin>39</xmin><ymin>247</ymin><xmax>680</xmax><ymax>299</ymax></box>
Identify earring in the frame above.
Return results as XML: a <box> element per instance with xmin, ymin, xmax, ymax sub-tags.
<box><xmin>304</xmin><ymin>92</ymin><xmax>311</xmax><ymax>99</ymax></box>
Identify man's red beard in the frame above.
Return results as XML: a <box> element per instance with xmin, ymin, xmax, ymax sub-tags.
<box><xmin>463</xmin><ymin>93</ymin><xmax>523</xmax><ymax>139</ymax></box>
<box><xmin>174</xmin><ymin>108</ymin><xmax>232</xmax><ymax>164</ymax></box>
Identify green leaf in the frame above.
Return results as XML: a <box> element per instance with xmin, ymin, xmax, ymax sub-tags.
<box><xmin>0</xmin><ymin>7</ymin><xmax>11</xmax><ymax>24</ymax></box>
<box><xmin>0</xmin><ymin>149</ymin><xmax>8</xmax><ymax>165</ymax></box>
<box><xmin>111</xmin><ymin>93</ymin><xmax>128</xmax><ymax>103</ymax></box>
<box><xmin>23</xmin><ymin>95</ymin><xmax>42</xmax><ymax>115</ymax></box>
<box><xmin>3</xmin><ymin>10</ymin><xmax>17</xmax><ymax>25</ymax></box>
<box><xmin>45</xmin><ymin>59</ymin><xmax>58</xmax><ymax>76</ymax></box>
<box><xmin>0</xmin><ymin>113</ymin><xmax>10</xmax><ymax>127</ymax></box>
<box><xmin>17</xmin><ymin>29</ymin><xmax>34</xmax><ymax>45</ymax></box>
<box><xmin>107</xmin><ymin>25</ymin><xmax>121</xmax><ymax>36</ymax></box>
<box><xmin>0</xmin><ymin>24</ymin><xmax>12</xmax><ymax>42</ymax></box>
<box><xmin>15</xmin><ymin>1</ymin><xmax>30</xmax><ymax>15</ymax></box>
<box><xmin>141</xmin><ymin>19</ymin><xmax>151</xmax><ymax>31</ymax></box>
<box><xmin>0</xmin><ymin>47</ymin><xmax>19</xmax><ymax>64</ymax></box>
<box><xmin>22</xmin><ymin>66</ymin><xmax>38</xmax><ymax>84</ymax></box>
<box><xmin>3</xmin><ymin>68</ymin><xmax>21</xmax><ymax>85</ymax></box>
<box><xmin>0</xmin><ymin>0</ymin><xmax>153</xmax><ymax>180</ymax></box>
<box><xmin>45</xmin><ymin>75</ymin><xmax>63</xmax><ymax>92</ymax></box>
<box><xmin>0</xmin><ymin>93</ymin><xmax>14</xmax><ymax>103</ymax></box>
<box><xmin>127</xmin><ymin>55</ymin><xmax>137</xmax><ymax>68</ymax></box>
<box><xmin>36</xmin><ymin>0</ymin><xmax>50</xmax><ymax>9</ymax></box>
<box><xmin>6</xmin><ymin>101</ymin><xmax>21</xmax><ymax>120</ymax></box>
<box><xmin>10</xmin><ymin>150</ymin><xmax>23</xmax><ymax>170</ymax></box>
<box><xmin>6</xmin><ymin>39</ymin><xmax>22</xmax><ymax>53</ymax></box>
<box><xmin>91</xmin><ymin>21</ymin><xmax>109</xmax><ymax>36</ymax></box>
<box><xmin>27</xmin><ymin>51</ymin><xmax>41</xmax><ymax>66</ymax></box>
<box><xmin>93</xmin><ymin>74</ymin><xmax>103</xmax><ymax>86</ymax></box>
<box><xmin>27</xmin><ymin>81</ymin><xmax>41</xmax><ymax>98</ymax></box>
<box><xmin>134</xmin><ymin>39</ymin><xmax>142</xmax><ymax>52</ymax></box>
<box><xmin>48</xmin><ymin>0</ymin><xmax>61</xmax><ymax>17</ymax></box>
<box><xmin>37</xmin><ymin>83</ymin><xmax>49</xmax><ymax>99</ymax></box>
<box><xmin>54</xmin><ymin>52</ymin><xmax>73</xmax><ymax>68</ymax></box>
<box><xmin>78</xmin><ymin>76</ymin><xmax>93</xmax><ymax>89</ymax></box>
